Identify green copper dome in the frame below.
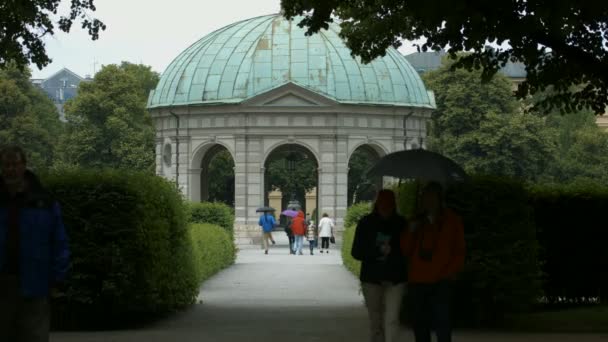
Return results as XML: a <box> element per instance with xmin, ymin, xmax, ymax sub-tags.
<box><xmin>148</xmin><ymin>14</ymin><xmax>435</xmax><ymax>108</ymax></box>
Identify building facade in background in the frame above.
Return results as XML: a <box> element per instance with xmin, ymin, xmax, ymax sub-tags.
<box><xmin>31</xmin><ymin>68</ymin><xmax>90</xmax><ymax>121</ymax></box>
<box><xmin>148</xmin><ymin>14</ymin><xmax>436</xmax><ymax>245</ymax></box>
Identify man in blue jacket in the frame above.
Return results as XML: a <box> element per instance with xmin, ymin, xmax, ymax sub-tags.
<box><xmin>258</xmin><ymin>212</ymin><xmax>276</xmax><ymax>255</ymax></box>
<box><xmin>0</xmin><ymin>146</ymin><xmax>70</xmax><ymax>342</ymax></box>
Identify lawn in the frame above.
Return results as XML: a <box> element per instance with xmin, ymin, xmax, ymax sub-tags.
<box><xmin>499</xmin><ymin>306</ymin><xmax>608</xmax><ymax>333</ymax></box>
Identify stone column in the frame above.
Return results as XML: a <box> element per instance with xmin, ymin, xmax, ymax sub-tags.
<box><xmin>155</xmin><ymin>137</ymin><xmax>164</xmax><ymax>176</ymax></box>
<box><xmin>318</xmin><ymin>135</ymin><xmax>348</xmax><ymax>237</ymax></box>
<box><xmin>233</xmin><ymin>135</ymin><xmax>265</xmax><ymax>245</ymax></box>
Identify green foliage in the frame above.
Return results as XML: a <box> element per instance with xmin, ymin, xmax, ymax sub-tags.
<box><xmin>0</xmin><ymin>1</ymin><xmax>105</xmax><ymax>70</ymax></box>
<box><xmin>188</xmin><ymin>202</ymin><xmax>235</xmax><ymax>232</ymax></box>
<box><xmin>266</xmin><ymin>150</ymin><xmax>317</xmax><ymax>197</ymax></box>
<box><xmin>57</xmin><ymin>62</ymin><xmax>159</xmax><ymax>172</ymax></box>
<box><xmin>393</xmin><ymin>180</ymin><xmax>418</xmax><ymax>219</ymax></box>
<box><xmin>342</xmin><ymin>177</ymin><xmax>543</xmax><ymax>327</ymax></box>
<box><xmin>344</xmin><ymin>201</ymin><xmax>372</xmax><ymax>228</ymax></box>
<box><xmin>449</xmin><ymin>177</ymin><xmax>543</xmax><ymax>325</ymax></box>
<box><xmin>190</xmin><ymin>223</ymin><xmax>236</xmax><ymax>284</ymax></box>
<box><xmin>0</xmin><ymin>63</ymin><xmax>62</xmax><ymax>170</ymax></box>
<box><xmin>282</xmin><ymin>1</ymin><xmax>608</xmax><ymax>113</ymax></box>
<box><xmin>43</xmin><ymin>169</ymin><xmax>199</xmax><ymax>329</ymax></box>
<box><xmin>207</xmin><ymin>149</ymin><xmax>235</xmax><ymax>206</ymax></box>
<box><xmin>341</xmin><ymin>224</ymin><xmax>361</xmax><ymax>277</ymax></box>
<box><xmin>529</xmin><ymin>182</ymin><xmax>608</xmax><ymax>304</ymax></box>
<box><xmin>348</xmin><ymin>146</ymin><xmax>381</xmax><ymax>206</ymax></box>
<box><xmin>542</xmin><ymin>110</ymin><xmax>608</xmax><ymax>185</ymax></box>
<box><xmin>423</xmin><ymin>59</ymin><xmax>556</xmax><ymax>182</ymax></box>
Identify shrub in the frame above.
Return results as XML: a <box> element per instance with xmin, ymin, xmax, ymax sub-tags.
<box><xmin>43</xmin><ymin>169</ymin><xmax>199</xmax><ymax>329</ymax></box>
<box><xmin>529</xmin><ymin>181</ymin><xmax>608</xmax><ymax>305</ymax></box>
<box><xmin>448</xmin><ymin>176</ymin><xmax>543</xmax><ymax>326</ymax></box>
<box><xmin>190</xmin><ymin>223</ymin><xmax>237</xmax><ymax>283</ymax></box>
<box><xmin>188</xmin><ymin>202</ymin><xmax>234</xmax><ymax>231</ymax></box>
<box><xmin>344</xmin><ymin>202</ymin><xmax>372</xmax><ymax>228</ymax></box>
<box><xmin>342</xmin><ymin>176</ymin><xmax>543</xmax><ymax>327</ymax></box>
<box><xmin>341</xmin><ymin>224</ymin><xmax>361</xmax><ymax>277</ymax></box>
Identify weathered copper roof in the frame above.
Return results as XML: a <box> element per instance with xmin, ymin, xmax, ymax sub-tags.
<box><xmin>148</xmin><ymin>14</ymin><xmax>435</xmax><ymax>109</ymax></box>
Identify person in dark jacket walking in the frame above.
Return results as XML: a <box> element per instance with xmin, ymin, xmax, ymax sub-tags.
<box><xmin>352</xmin><ymin>189</ymin><xmax>408</xmax><ymax>342</ymax></box>
<box><xmin>0</xmin><ymin>145</ymin><xmax>70</xmax><ymax>342</ymax></box>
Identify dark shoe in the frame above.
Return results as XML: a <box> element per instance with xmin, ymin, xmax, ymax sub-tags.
<box><xmin>310</xmin><ymin>251</ymin><xmax>313</xmax><ymax>255</ymax></box>
<box><xmin>271</xmin><ymin>240</ymin><xmax>276</xmax><ymax>245</ymax></box>
<box><xmin>265</xmin><ymin>250</ymin><xmax>268</xmax><ymax>255</ymax></box>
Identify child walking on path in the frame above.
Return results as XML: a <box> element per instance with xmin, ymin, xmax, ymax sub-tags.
<box><xmin>307</xmin><ymin>220</ymin><xmax>317</xmax><ymax>255</ymax></box>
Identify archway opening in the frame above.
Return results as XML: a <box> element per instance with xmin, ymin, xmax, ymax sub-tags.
<box><xmin>264</xmin><ymin>144</ymin><xmax>319</xmax><ymax>225</ymax></box>
<box><xmin>348</xmin><ymin>145</ymin><xmax>384</xmax><ymax>206</ymax></box>
<box><xmin>201</xmin><ymin>145</ymin><xmax>235</xmax><ymax>207</ymax></box>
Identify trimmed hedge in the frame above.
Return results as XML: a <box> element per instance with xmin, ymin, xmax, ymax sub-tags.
<box><xmin>190</xmin><ymin>223</ymin><xmax>236</xmax><ymax>284</ymax></box>
<box><xmin>342</xmin><ymin>176</ymin><xmax>543</xmax><ymax>327</ymax></box>
<box><xmin>341</xmin><ymin>224</ymin><xmax>361</xmax><ymax>277</ymax></box>
<box><xmin>529</xmin><ymin>182</ymin><xmax>608</xmax><ymax>305</ymax></box>
<box><xmin>448</xmin><ymin>177</ymin><xmax>542</xmax><ymax>326</ymax></box>
<box><xmin>344</xmin><ymin>202</ymin><xmax>372</xmax><ymax>228</ymax></box>
<box><xmin>44</xmin><ymin>169</ymin><xmax>199</xmax><ymax>329</ymax></box>
<box><xmin>188</xmin><ymin>202</ymin><xmax>235</xmax><ymax>232</ymax></box>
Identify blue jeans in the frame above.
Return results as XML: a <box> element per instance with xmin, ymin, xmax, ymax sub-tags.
<box><xmin>408</xmin><ymin>281</ymin><xmax>452</xmax><ymax>342</ymax></box>
<box><xmin>293</xmin><ymin>235</ymin><xmax>304</xmax><ymax>254</ymax></box>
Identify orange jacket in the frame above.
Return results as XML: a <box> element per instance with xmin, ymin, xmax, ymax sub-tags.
<box><xmin>291</xmin><ymin>211</ymin><xmax>307</xmax><ymax>236</ymax></box>
<box><xmin>401</xmin><ymin>208</ymin><xmax>465</xmax><ymax>284</ymax></box>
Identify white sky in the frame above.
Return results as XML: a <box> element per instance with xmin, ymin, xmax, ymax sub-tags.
<box><xmin>31</xmin><ymin>0</ymin><xmax>421</xmax><ymax>79</ymax></box>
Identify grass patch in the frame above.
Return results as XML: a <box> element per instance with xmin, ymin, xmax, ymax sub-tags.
<box><xmin>499</xmin><ymin>306</ymin><xmax>608</xmax><ymax>333</ymax></box>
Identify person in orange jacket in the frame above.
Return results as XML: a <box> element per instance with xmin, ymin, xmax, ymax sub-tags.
<box><xmin>401</xmin><ymin>182</ymin><xmax>465</xmax><ymax>342</ymax></box>
<box><xmin>291</xmin><ymin>211</ymin><xmax>307</xmax><ymax>255</ymax></box>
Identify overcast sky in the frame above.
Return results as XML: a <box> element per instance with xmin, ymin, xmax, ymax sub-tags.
<box><xmin>31</xmin><ymin>0</ymin><xmax>421</xmax><ymax>79</ymax></box>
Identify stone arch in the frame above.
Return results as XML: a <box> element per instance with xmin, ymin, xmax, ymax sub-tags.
<box><xmin>189</xmin><ymin>141</ymin><xmax>235</xmax><ymax>203</ymax></box>
<box><xmin>262</xmin><ymin>140</ymin><xmax>321</xmax><ymax>169</ymax></box>
<box><xmin>262</xmin><ymin>142</ymin><xmax>320</xmax><ymax>223</ymax></box>
<box><xmin>347</xmin><ymin>140</ymin><xmax>389</xmax><ymax>161</ymax></box>
<box><xmin>347</xmin><ymin>142</ymin><xmax>387</xmax><ymax>206</ymax></box>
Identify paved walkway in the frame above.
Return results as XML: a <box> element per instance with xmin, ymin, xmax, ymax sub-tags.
<box><xmin>52</xmin><ymin>235</ymin><xmax>607</xmax><ymax>341</ymax></box>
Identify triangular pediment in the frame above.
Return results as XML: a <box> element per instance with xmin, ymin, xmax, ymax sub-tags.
<box><xmin>242</xmin><ymin>82</ymin><xmax>339</xmax><ymax>107</ymax></box>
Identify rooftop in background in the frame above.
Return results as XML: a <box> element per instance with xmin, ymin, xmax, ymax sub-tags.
<box><xmin>404</xmin><ymin>51</ymin><xmax>527</xmax><ymax>79</ymax></box>
<box><xmin>31</xmin><ymin>67</ymin><xmax>91</xmax><ymax>121</ymax></box>
<box><xmin>148</xmin><ymin>14</ymin><xmax>435</xmax><ymax>109</ymax></box>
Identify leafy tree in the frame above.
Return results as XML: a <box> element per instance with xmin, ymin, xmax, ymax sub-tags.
<box><xmin>423</xmin><ymin>57</ymin><xmax>555</xmax><ymax>180</ymax></box>
<box><xmin>0</xmin><ymin>0</ymin><xmax>105</xmax><ymax>70</ymax></box>
<box><xmin>207</xmin><ymin>149</ymin><xmax>235</xmax><ymax>206</ymax></box>
<box><xmin>57</xmin><ymin>62</ymin><xmax>159</xmax><ymax>172</ymax></box>
<box><xmin>0</xmin><ymin>63</ymin><xmax>62</xmax><ymax>169</ymax></box>
<box><xmin>543</xmin><ymin>110</ymin><xmax>608</xmax><ymax>185</ymax></box>
<box><xmin>348</xmin><ymin>147</ymin><xmax>380</xmax><ymax>206</ymax></box>
<box><xmin>266</xmin><ymin>151</ymin><xmax>317</xmax><ymax>202</ymax></box>
<box><xmin>282</xmin><ymin>1</ymin><xmax>608</xmax><ymax>113</ymax></box>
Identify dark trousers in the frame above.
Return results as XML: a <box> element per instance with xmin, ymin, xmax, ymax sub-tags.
<box><xmin>321</xmin><ymin>237</ymin><xmax>330</xmax><ymax>249</ymax></box>
<box><xmin>0</xmin><ymin>275</ymin><xmax>50</xmax><ymax>342</ymax></box>
<box><xmin>288</xmin><ymin>235</ymin><xmax>295</xmax><ymax>254</ymax></box>
<box><xmin>408</xmin><ymin>281</ymin><xmax>452</xmax><ymax>342</ymax></box>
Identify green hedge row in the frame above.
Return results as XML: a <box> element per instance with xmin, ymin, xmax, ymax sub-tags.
<box><xmin>190</xmin><ymin>223</ymin><xmax>236</xmax><ymax>284</ymax></box>
<box><xmin>529</xmin><ymin>182</ymin><xmax>608</xmax><ymax>304</ymax></box>
<box><xmin>188</xmin><ymin>202</ymin><xmax>235</xmax><ymax>231</ymax></box>
<box><xmin>343</xmin><ymin>177</ymin><xmax>543</xmax><ymax>327</ymax></box>
<box><xmin>43</xmin><ymin>169</ymin><xmax>235</xmax><ymax>330</ymax></box>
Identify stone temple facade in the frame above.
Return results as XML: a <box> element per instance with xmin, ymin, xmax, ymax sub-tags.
<box><xmin>147</xmin><ymin>14</ymin><xmax>436</xmax><ymax>244</ymax></box>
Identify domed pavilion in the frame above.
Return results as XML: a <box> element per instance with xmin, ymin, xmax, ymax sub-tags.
<box><xmin>148</xmin><ymin>13</ymin><xmax>435</xmax><ymax>244</ymax></box>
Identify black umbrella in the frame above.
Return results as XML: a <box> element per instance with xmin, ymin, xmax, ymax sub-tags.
<box><xmin>256</xmin><ymin>206</ymin><xmax>276</xmax><ymax>213</ymax></box>
<box><xmin>367</xmin><ymin>149</ymin><xmax>468</xmax><ymax>183</ymax></box>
